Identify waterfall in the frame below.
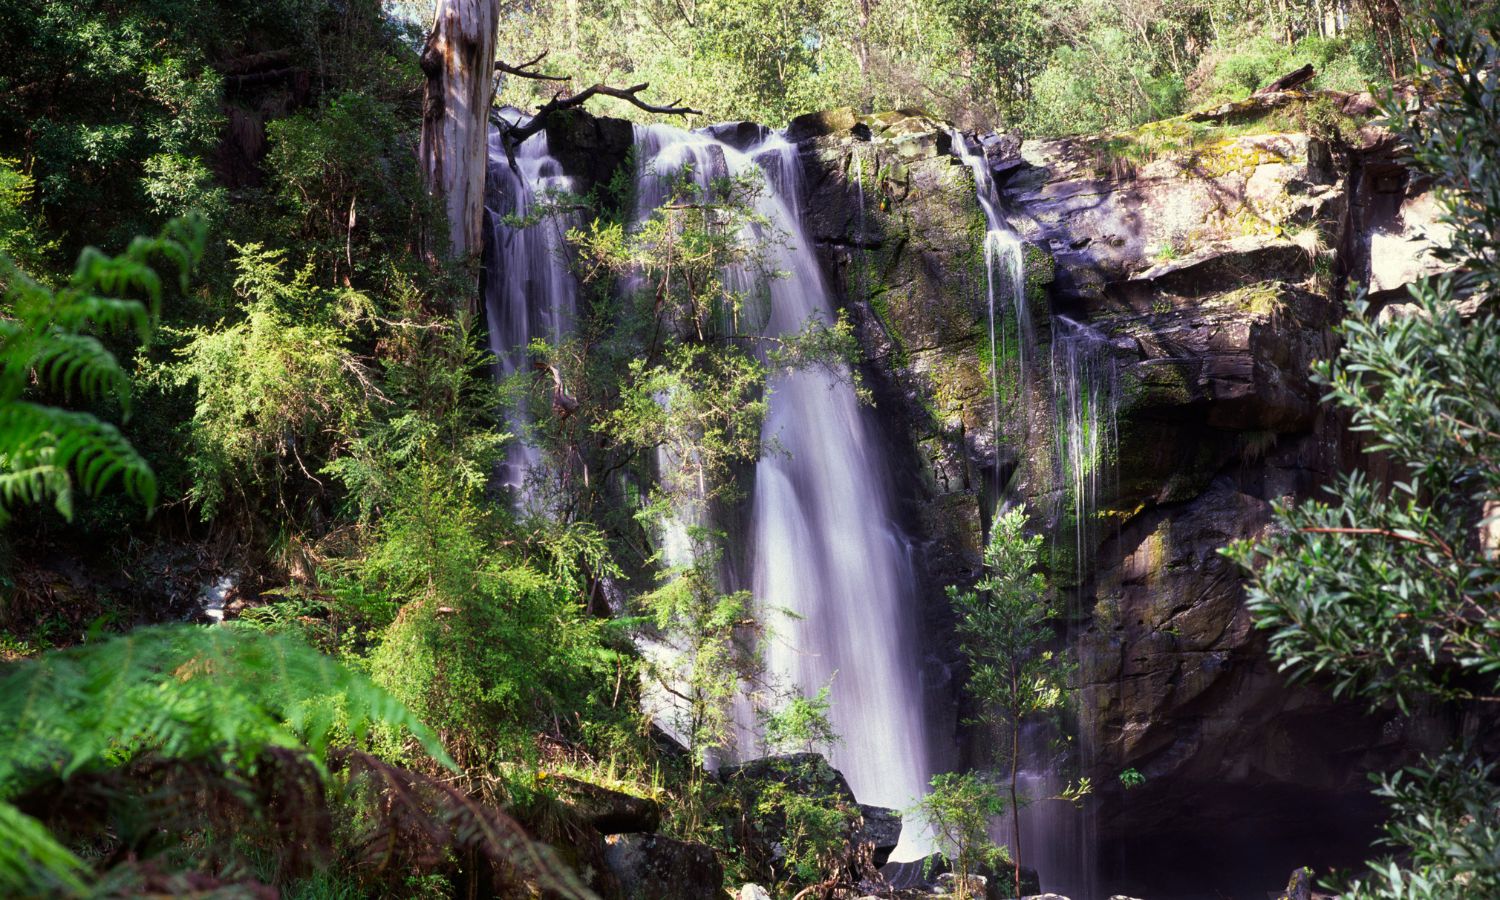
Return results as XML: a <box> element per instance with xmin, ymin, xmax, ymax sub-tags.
<box><xmin>1051</xmin><ymin>316</ymin><xmax>1120</xmax><ymax>587</ymax></box>
<box><xmin>949</xmin><ymin>130</ymin><xmax>1104</xmax><ymax>897</ymax></box>
<box><xmin>631</xmin><ymin>124</ymin><xmax>935</xmax><ymax>860</ymax></box>
<box><xmin>483</xmin><ymin>126</ymin><xmax>581</xmax><ymax>501</ymax></box>
<box><xmin>950</xmin><ymin>129</ymin><xmax>1031</xmax><ymax>465</ymax></box>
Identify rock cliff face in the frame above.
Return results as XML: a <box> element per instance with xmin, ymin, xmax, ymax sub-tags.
<box><xmin>777</xmin><ymin>99</ymin><xmax>1454</xmax><ymax>895</ymax></box>
<box><xmin>528</xmin><ymin>98</ymin><xmax>1454</xmax><ymax>895</ymax></box>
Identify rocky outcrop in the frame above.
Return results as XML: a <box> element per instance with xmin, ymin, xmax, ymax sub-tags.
<box><xmin>555</xmin><ymin>777</ymin><xmax>663</xmax><ymax>834</ymax></box>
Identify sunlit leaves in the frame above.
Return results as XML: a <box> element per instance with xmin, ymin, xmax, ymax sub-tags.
<box><xmin>0</xmin><ymin>214</ymin><xmax>204</xmax><ymax>521</ymax></box>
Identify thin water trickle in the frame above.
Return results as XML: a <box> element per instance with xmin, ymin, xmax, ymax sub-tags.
<box><xmin>1051</xmin><ymin>316</ymin><xmax>1120</xmax><ymax>587</ymax></box>
<box><xmin>949</xmin><ymin>129</ymin><xmax>1105</xmax><ymax>897</ymax></box>
<box><xmin>951</xmin><ymin>130</ymin><xmax>1031</xmax><ymax>473</ymax></box>
<box><xmin>631</xmin><ymin>124</ymin><xmax>935</xmax><ymax>860</ymax></box>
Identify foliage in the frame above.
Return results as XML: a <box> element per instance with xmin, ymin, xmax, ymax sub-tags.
<box><xmin>636</xmin><ymin>542</ymin><xmax>758</xmax><ymax>800</ymax></box>
<box><xmin>1343</xmin><ymin>753</ymin><xmax>1500</xmax><ymax>899</ymax></box>
<box><xmin>1228</xmin><ymin>291</ymin><xmax>1500</xmax><ymax>709</ymax></box>
<box><xmin>761</xmin><ymin>685</ymin><xmax>838</xmax><ymax>755</ymax></box>
<box><xmin>498</xmin><ymin>0</ymin><xmax>1406</xmax><ymax>134</ymax></box>
<box><xmin>369</xmin><ymin>557</ymin><xmax>613</xmax><ymax>768</ymax></box>
<box><xmin>1224</xmin><ymin>3</ymin><xmax>1500</xmax><ymax>895</ymax></box>
<box><xmin>1118</xmin><ymin>767</ymin><xmax>1146</xmax><ymax>789</ymax></box>
<box><xmin>1026</xmin><ymin>28</ymin><xmax>1183</xmax><ymax>136</ymax></box>
<box><xmin>161</xmin><ymin>243</ymin><xmax>370</xmax><ymax>519</ymax></box>
<box><xmin>0</xmin><ymin>215</ymin><xmax>204</xmax><ymax>522</ymax></box>
<box><xmin>1381</xmin><ymin>3</ymin><xmax>1500</xmax><ymax>298</ymax></box>
<box><xmin>263</xmin><ymin>90</ymin><xmax>425</xmax><ymax>282</ymax></box>
<box><xmin>0</xmin><ymin>160</ymin><xmax>55</xmax><ymax>274</ymax></box>
<box><xmin>601</xmin><ymin>343</ymin><xmax>768</xmax><ymax>504</ymax></box>
<box><xmin>0</xmin><ymin>623</ymin><xmax>449</xmax><ymax>895</ymax></box>
<box><xmin>913</xmin><ymin>771</ymin><xmax>1008</xmax><ymax>900</ymax></box>
<box><xmin>948</xmin><ymin>504</ymin><xmax>1075</xmax><ymax>896</ymax></box>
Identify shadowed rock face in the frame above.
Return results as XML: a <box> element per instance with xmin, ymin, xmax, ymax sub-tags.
<box><xmin>775</xmin><ymin>98</ymin><xmax>1455</xmax><ymax>895</ymax></box>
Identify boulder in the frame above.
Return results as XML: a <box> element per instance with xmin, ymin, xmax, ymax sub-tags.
<box><xmin>786</xmin><ymin>107</ymin><xmax>858</xmax><ymax>142</ymax></box>
<box><xmin>855</xmin><ymin>803</ymin><xmax>903</xmax><ymax>866</ymax></box>
<box><xmin>737</xmin><ymin>884</ymin><xmax>772</xmax><ymax>900</ymax></box>
<box><xmin>721</xmin><ymin>753</ymin><xmax>903</xmax><ymax>875</ymax></box>
<box><xmin>704</xmin><ymin>120</ymin><xmax>771</xmax><ymax>151</ymax></box>
<box><xmin>555</xmin><ymin>777</ymin><xmax>662</xmax><ymax>834</ymax></box>
<box><xmin>602</xmin><ymin>833</ymin><xmax>722</xmax><ymax>900</ymax></box>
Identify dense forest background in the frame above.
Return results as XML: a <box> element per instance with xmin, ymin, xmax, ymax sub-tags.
<box><xmin>489</xmin><ymin>0</ymin><xmax>1408</xmax><ymax>131</ymax></box>
<box><xmin>0</xmin><ymin>0</ymin><xmax>1495</xmax><ymax>897</ymax></box>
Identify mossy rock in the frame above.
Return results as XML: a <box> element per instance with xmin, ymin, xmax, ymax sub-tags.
<box><xmin>786</xmin><ymin>107</ymin><xmax>858</xmax><ymax>142</ymax></box>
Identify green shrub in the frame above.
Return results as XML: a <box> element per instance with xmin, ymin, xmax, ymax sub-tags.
<box><xmin>1025</xmin><ymin>28</ymin><xmax>1183</xmax><ymax>135</ymax></box>
<box><xmin>1192</xmin><ymin>32</ymin><xmax>1387</xmax><ymax>107</ymax></box>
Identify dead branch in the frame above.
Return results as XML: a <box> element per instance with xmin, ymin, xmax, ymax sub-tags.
<box><xmin>502</xmin><ymin>82</ymin><xmax>700</xmax><ymax>148</ymax></box>
<box><xmin>1255</xmin><ymin>64</ymin><xmax>1316</xmax><ymax>95</ymax></box>
<box><xmin>495</xmin><ymin>50</ymin><xmax>569</xmax><ymax>82</ymax></box>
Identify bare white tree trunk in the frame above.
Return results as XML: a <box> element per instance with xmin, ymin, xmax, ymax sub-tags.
<box><xmin>419</xmin><ymin>0</ymin><xmax>499</xmax><ymax>263</ymax></box>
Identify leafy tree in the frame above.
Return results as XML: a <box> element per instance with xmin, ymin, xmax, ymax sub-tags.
<box><xmin>0</xmin><ymin>215</ymin><xmax>205</xmax><ymax>522</ymax></box>
<box><xmin>912</xmin><ymin>771</ymin><xmax>1008</xmax><ymax>900</ymax></box>
<box><xmin>948</xmin><ymin>504</ymin><xmax>1077</xmax><ymax>898</ymax></box>
<box><xmin>637</xmin><ymin>538</ymin><xmax>759</xmax><ymax>830</ymax></box>
<box><xmin>1225</xmin><ymin>4</ymin><xmax>1500</xmax><ymax>896</ymax></box>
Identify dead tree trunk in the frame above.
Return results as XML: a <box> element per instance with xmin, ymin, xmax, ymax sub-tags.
<box><xmin>419</xmin><ymin>0</ymin><xmax>500</xmax><ymax>264</ymax></box>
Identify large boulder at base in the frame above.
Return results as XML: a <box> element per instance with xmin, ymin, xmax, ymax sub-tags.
<box><xmin>737</xmin><ymin>884</ymin><xmax>772</xmax><ymax>900</ymax></box>
<box><xmin>721</xmin><ymin>753</ymin><xmax>904</xmax><ymax>872</ymax></box>
<box><xmin>602</xmin><ymin>833</ymin><xmax>722</xmax><ymax>900</ymax></box>
<box><xmin>555</xmin><ymin>777</ymin><xmax>662</xmax><ymax>834</ymax></box>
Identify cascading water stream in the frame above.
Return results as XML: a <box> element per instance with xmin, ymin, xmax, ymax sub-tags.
<box><xmin>483</xmin><ymin>127</ymin><xmax>582</xmax><ymax>499</ymax></box>
<box><xmin>632</xmin><ymin>124</ymin><xmax>935</xmax><ymax>860</ymax></box>
<box><xmin>951</xmin><ymin>130</ymin><xmax>1031</xmax><ymax>470</ymax></box>
<box><xmin>949</xmin><ymin>130</ymin><xmax>1106</xmax><ymax>897</ymax></box>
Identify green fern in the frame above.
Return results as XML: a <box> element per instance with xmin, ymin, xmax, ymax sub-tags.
<box><xmin>0</xmin><ymin>623</ymin><xmax>455</xmax><ymax>895</ymax></box>
<box><xmin>0</xmin><ymin>800</ymin><xmax>88</xmax><ymax>897</ymax></box>
<box><xmin>0</xmin><ymin>214</ymin><xmax>206</xmax><ymax>521</ymax></box>
<box><xmin>0</xmin><ymin>624</ymin><xmax>452</xmax><ymax>791</ymax></box>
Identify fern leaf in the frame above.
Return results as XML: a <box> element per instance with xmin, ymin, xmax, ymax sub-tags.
<box><xmin>0</xmin><ymin>801</ymin><xmax>89</xmax><ymax>897</ymax></box>
<box><xmin>26</xmin><ymin>331</ymin><xmax>130</xmax><ymax>408</ymax></box>
<box><xmin>0</xmin><ymin>624</ymin><xmax>453</xmax><ymax>795</ymax></box>
<box><xmin>0</xmin><ymin>402</ymin><xmax>155</xmax><ymax>515</ymax></box>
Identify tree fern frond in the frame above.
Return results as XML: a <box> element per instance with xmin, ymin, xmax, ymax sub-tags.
<box><xmin>0</xmin><ymin>624</ymin><xmax>452</xmax><ymax>796</ymax></box>
<box><xmin>0</xmin><ymin>215</ymin><xmax>205</xmax><ymax>521</ymax></box>
<box><xmin>0</xmin><ymin>402</ymin><xmax>155</xmax><ymax>512</ymax></box>
<box><xmin>26</xmin><ymin>331</ymin><xmax>130</xmax><ymax>408</ymax></box>
<box><xmin>44</xmin><ymin>290</ymin><xmax>152</xmax><ymax>343</ymax></box>
<box><xmin>340</xmin><ymin>750</ymin><xmax>597</xmax><ymax>900</ymax></box>
<box><xmin>0</xmin><ymin>463</ymin><xmax>73</xmax><ymax>520</ymax></box>
<box><xmin>0</xmin><ymin>801</ymin><xmax>89</xmax><ymax>897</ymax></box>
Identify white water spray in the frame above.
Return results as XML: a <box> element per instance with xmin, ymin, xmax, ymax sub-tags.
<box><xmin>483</xmin><ymin>127</ymin><xmax>581</xmax><ymax>499</ymax></box>
<box><xmin>632</xmin><ymin>124</ymin><xmax>935</xmax><ymax>860</ymax></box>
